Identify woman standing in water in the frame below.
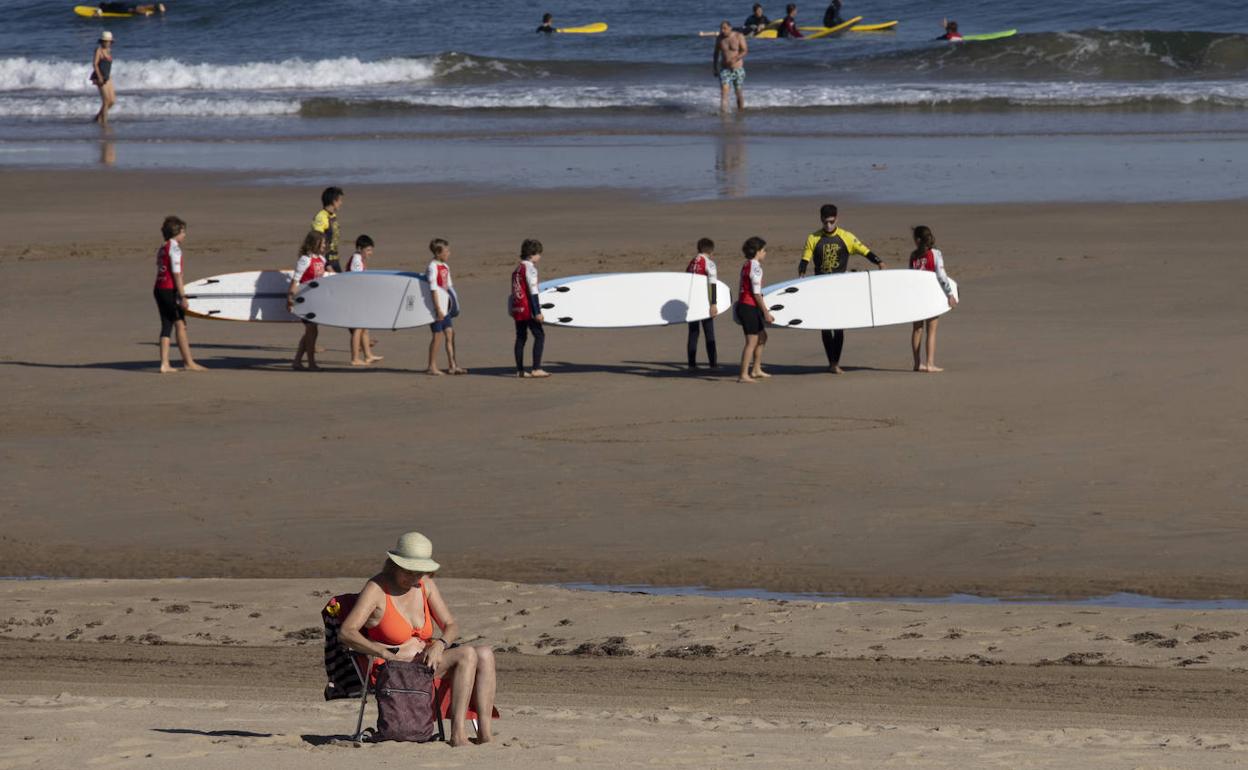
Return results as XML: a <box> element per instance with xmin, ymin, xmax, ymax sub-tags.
<box><xmin>91</xmin><ymin>31</ymin><xmax>115</xmax><ymax>126</ymax></box>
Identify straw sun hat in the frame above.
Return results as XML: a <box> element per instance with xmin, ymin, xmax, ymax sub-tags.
<box><xmin>386</xmin><ymin>532</ymin><xmax>441</xmax><ymax>573</ymax></box>
<box><xmin>100</xmin><ymin>31</ymin><xmax>114</xmax><ymax>42</ymax></box>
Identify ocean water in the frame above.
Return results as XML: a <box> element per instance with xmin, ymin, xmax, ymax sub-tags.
<box><xmin>1</xmin><ymin>0</ymin><xmax>1246</xmax><ymax>199</ymax></box>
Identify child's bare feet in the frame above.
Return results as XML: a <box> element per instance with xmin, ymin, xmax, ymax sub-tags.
<box><xmin>314</xmin><ymin>346</ymin><xmax>326</xmax><ymax>353</ymax></box>
<box><xmin>292</xmin><ymin>361</ymin><xmax>306</xmax><ymax>371</ymax></box>
<box><xmin>184</xmin><ymin>363</ymin><xmax>207</xmax><ymax>372</ymax></box>
<box><xmin>426</xmin><ymin>368</ymin><xmax>445</xmax><ymax>376</ymax></box>
<box><xmin>752</xmin><ymin>369</ymin><xmax>771</xmax><ymax>379</ymax></box>
<box><xmin>159</xmin><ymin>365</ymin><xmax>178</xmax><ymax>374</ymax></box>
<box><xmin>925</xmin><ymin>364</ymin><xmax>944</xmax><ymax>373</ymax></box>
<box><xmin>530</xmin><ymin>369</ymin><xmax>551</xmax><ymax>378</ymax></box>
<box><xmin>737</xmin><ymin>375</ymin><xmax>756</xmax><ymax>383</ymax></box>
<box><xmin>350</xmin><ymin>359</ymin><xmax>369</xmax><ymax>367</ymax></box>
<box><xmin>449</xmin><ymin>732</ymin><xmax>471</xmax><ymax>747</ymax></box>
<box><xmin>450</xmin><ymin>366</ymin><xmax>468</xmax><ymax>375</ymax></box>
<box><xmin>914</xmin><ymin>364</ymin><xmax>926</xmax><ymax>372</ymax></box>
<box><xmin>516</xmin><ymin>371</ymin><xmax>529</xmax><ymax>378</ymax></box>
<box><xmin>366</xmin><ymin>355</ymin><xmax>384</xmax><ymax>363</ymax></box>
<box><xmin>306</xmin><ymin>362</ymin><xmax>321</xmax><ymax>371</ymax></box>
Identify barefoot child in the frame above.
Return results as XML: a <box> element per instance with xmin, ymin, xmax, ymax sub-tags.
<box><xmin>286</xmin><ymin>230</ymin><xmax>327</xmax><ymax>371</ymax></box>
<box><xmin>736</xmin><ymin>236</ymin><xmax>773</xmax><ymax>383</ymax></box>
<box><xmin>152</xmin><ymin>215</ymin><xmax>205</xmax><ymax>373</ymax></box>
<box><xmin>426</xmin><ymin>238</ymin><xmax>466</xmax><ymax>375</ymax></box>
<box><xmin>686</xmin><ymin>237</ymin><xmax>719</xmax><ymax>370</ymax></box>
<box><xmin>346</xmin><ymin>234</ymin><xmax>382</xmax><ymax>366</ymax></box>
<box><xmin>909</xmin><ymin>225</ymin><xmax>958</xmax><ymax>372</ymax></box>
<box><xmin>510</xmin><ymin>239</ymin><xmax>549</xmax><ymax>378</ymax></box>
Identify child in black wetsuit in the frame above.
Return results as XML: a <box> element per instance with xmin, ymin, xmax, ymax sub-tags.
<box><xmin>537</xmin><ymin>13</ymin><xmax>555</xmax><ymax>33</ymax></box>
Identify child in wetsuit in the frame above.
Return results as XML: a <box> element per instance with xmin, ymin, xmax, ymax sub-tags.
<box><xmin>736</xmin><ymin>236</ymin><xmax>774</xmax><ymax>383</ymax></box>
<box><xmin>908</xmin><ymin>225</ymin><xmax>958</xmax><ymax>372</ymax></box>
<box><xmin>510</xmin><ymin>239</ymin><xmax>549</xmax><ymax>378</ymax></box>
<box><xmin>537</xmin><ymin>13</ymin><xmax>555</xmax><ymax>33</ymax></box>
<box><xmin>346</xmin><ymin>234</ymin><xmax>382</xmax><ymax>367</ymax></box>
<box><xmin>152</xmin><ymin>215</ymin><xmax>205</xmax><ymax>373</ymax></box>
<box><xmin>685</xmin><ymin>237</ymin><xmax>719</xmax><ymax>370</ymax></box>
<box><xmin>286</xmin><ymin>230</ymin><xmax>328</xmax><ymax>371</ymax></box>
<box><xmin>426</xmin><ymin>238</ymin><xmax>467</xmax><ymax>375</ymax></box>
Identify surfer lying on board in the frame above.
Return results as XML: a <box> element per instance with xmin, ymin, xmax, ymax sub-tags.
<box><xmin>287</xmin><ymin>230</ymin><xmax>328</xmax><ymax>371</ymax></box>
<box><xmin>537</xmin><ymin>13</ymin><xmax>555</xmax><ymax>33</ymax></box>
<box><xmin>426</xmin><ymin>238</ymin><xmax>467</xmax><ymax>376</ymax></box>
<box><xmin>909</xmin><ymin>225</ymin><xmax>958</xmax><ymax>373</ymax></box>
<box><xmin>741</xmin><ymin>4</ymin><xmax>770</xmax><ymax>35</ymax></box>
<box><xmin>777</xmin><ymin>4</ymin><xmax>804</xmax><ymax>38</ymax></box>
<box><xmin>98</xmin><ymin>2</ymin><xmax>166</xmax><ymax>14</ymax></box>
<box><xmin>686</xmin><ymin>238</ymin><xmax>719</xmax><ymax>370</ymax></box>
<box><xmin>938</xmin><ymin>19</ymin><xmax>963</xmax><ymax>41</ymax></box>
<box><xmin>799</xmin><ymin>204</ymin><xmax>885</xmax><ymax>374</ymax></box>
<box><xmin>713</xmin><ymin>21</ymin><xmax>748</xmax><ymax>112</ymax></box>
<box><xmin>736</xmin><ymin>236</ymin><xmax>773</xmax><ymax>383</ymax></box>
<box><xmin>510</xmin><ymin>239</ymin><xmax>550</xmax><ymax>378</ymax></box>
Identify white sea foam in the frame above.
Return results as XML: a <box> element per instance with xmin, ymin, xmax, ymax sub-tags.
<box><xmin>0</xmin><ymin>95</ymin><xmax>299</xmax><ymax>118</ymax></box>
<box><xmin>0</xmin><ymin>56</ymin><xmax>438</xmax><ymax>93</ymax></box>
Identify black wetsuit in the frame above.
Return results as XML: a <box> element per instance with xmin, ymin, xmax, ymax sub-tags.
<box><xmin>823</xmin><ymin>1</ymin><xmax>844</xmax><ymax>27</ymax></box>
<box><xmin>536</xmin><ymin>23</ymin><xmax>555</xmax><ymax>33</ymax></box>
<box><xmin>741</xmin><ymin>13</ymin><xmax>770</xmax><ymax>35</ymax></box>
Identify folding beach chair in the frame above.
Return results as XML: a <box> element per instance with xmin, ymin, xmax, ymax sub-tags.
<box><xmin>320</xmin><ymin>593</ymin><xmax>496</xmax><ymax>743</ymax></box>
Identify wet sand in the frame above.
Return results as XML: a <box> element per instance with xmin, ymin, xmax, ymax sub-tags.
<box><xmin>2</xmin><ymin>170</ymin><xmax>1245</xmax><ymax>597</ymax></box>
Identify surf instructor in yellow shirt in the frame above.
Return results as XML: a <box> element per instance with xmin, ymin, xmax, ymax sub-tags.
<box><xmin>798</xmin><ymin>203</ymin><xmax>886</xmax><ymax>373</ymax></box>
<box><xmin>312</xmin><ymin>186</ymin><xmax>345</xmax><ymax>273</ymax></box>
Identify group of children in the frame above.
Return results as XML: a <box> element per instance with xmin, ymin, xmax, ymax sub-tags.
<box><xmin>151</xmin><ymin>195</ymin><xmax>957</xmax><ymax>379</ymax></box>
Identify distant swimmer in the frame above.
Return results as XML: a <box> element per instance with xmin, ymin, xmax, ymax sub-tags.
<box><xmin>822</xmin><ymin>0</ymin><xmax>843</xmax><ymax>27</ymax></box>
<box><xmin>713</xmin><ymin>21</ymin><xmax>748</xmax><ymax>113</ymax></box>
<box><xmin>537</xmin><ymin>13</ymin><xmax>555</xmax><ymax>33</ymax></box>
<box><xmin>938</xmin><ymin>19</ymin><xmax>963</xmax><ymax>41</ymax></box>
<box><xmin>97</xmin><ymin>2</ymin><xmax>166</xmax><ymax>14</ymax></box>
<box><xmin>90</xmin><ymin>31</ymin><xmax>114</xmax><ymax>126</ymax></box>
<box><xmin>741</xmin><ymin>3</ymin><xmax>770</xmax><ymax>36</ymax></box>
<box><xmin>777</xmin><ymin>3</ymin><xmax>804</xmax><ymax>38</ymax></box>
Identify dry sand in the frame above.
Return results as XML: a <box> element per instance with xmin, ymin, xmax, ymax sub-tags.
<box><xmin>1</xmin><ymin>171</ymin><xmax>1246</xmax><ymax>599</ymax></box>
<box><xmin>3</xmin><ymin>578</ymin><xmax>1248</xmax><ymax>769</ymax></box>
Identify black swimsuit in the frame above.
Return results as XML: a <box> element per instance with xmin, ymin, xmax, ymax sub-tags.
<box><xmin>92</xmin><ymin>52</ymin><xmax>112</xmax><ymax>85</ymax></box>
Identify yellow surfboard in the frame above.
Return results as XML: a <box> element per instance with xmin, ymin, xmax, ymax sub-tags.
<box><xmin>804</xmin><ymin>16</ymin><xmax>863</xmax><ymax>39</ymax></box>
<box><xmin>851</xmin><ymin>21</ymin><xmax>899</xmax><ymax>32</ymax></box>
<box><xmin>74</xmin><ymin>5</ymin><xmax>133</xmax><ymax>17</ymax></box>
<box><xmin>557</xmin><ymin>22</ymin><xmax>607</xmax><ymax>34</ymax></box>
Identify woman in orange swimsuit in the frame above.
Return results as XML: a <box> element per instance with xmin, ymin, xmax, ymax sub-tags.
<box><xmin>339</xmin><ymin>532</ymin><xmax>497</xmax><ymax>747</ymax></box>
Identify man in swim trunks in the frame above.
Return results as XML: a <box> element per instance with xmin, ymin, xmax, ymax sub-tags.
<box><xmin>713</xmin><ymin>21</ymin><xmax>748</xmax><ymax>113</ymax></box>
<box><xmin>798</xmin><ymin>203</ymin><xmax>886</xmax><ymax>373</ymax></box>
<box><xmin>312</xmin><ymin>186</ymin><xmax>344</xmax><ymax>273</ymax></box>
<box><xmin>742</xmin><ymin>4</ymin><xmax>770</xmax><ymax>35</ymax></box>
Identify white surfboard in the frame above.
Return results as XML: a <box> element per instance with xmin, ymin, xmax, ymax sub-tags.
<box><xmin>290</xmin><ymin>270</ymin><xmax>453</xmax><ymax>330</ymax></box>
<box><xmin>185</xmin><ymin>270</ymin><xmax>298</xmax><ymax>322</ymax></box>
<box><xmin>759</xmin><ymin>270</ymin><xmax>959</xmax><ymax>329</ymax></box>
<box><xmin>536</xmin><ymin>273</ymin><xmax>732</xmax><ymax>328</ymax></box>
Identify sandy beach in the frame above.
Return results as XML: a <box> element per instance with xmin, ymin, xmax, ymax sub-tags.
<box><xmin>3</xmin><ymin>578</ymin><xmax>1248</xmax><ymax>769</ymax></box>
<box><xmin>2</xmin><ymin>168</ymin><xmax>1246</xmax><ymax>767</ymax></box>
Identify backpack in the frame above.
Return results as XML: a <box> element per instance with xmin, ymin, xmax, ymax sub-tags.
<box><xmin>373</xmin><ymin>660</ymin><xmax>438</xmax><ymax>742</ymax></box>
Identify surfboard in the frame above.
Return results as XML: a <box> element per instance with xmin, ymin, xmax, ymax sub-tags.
<box><xmin>534</xmin><ymin>273</ymin><xmax>733</xmax><ymax>328</ymax></box>
<box><xmin>850</xmin><ymin>21</ymin><xmax>898</xmax><ymax>32</ymax></box>
<box><xmin>185</xmin><ymin>270</ymin><xmax>298</xmax><ymax>322</ymax></box>
<box><xmin>757</xmin><ymin>270</ymin><xmax>958</xmax><ymax>330</ymax></box>
<box><xmin>557</xmin><ymin>22</ymin><xmax>607</xmax><ymax>34</ymax></box>
<box><xmin>74</xmin><ymin>4</ymin><xmax>159</xmax><ymax>17</ymax></box>
<box><xmin>959</xmin><ymin>29</ymin><xmax>1018</xmax><ymax>42</ymax></box>
<box><xmin>290</xmin><ymin>271</ymin><xmax>452</xmax><ymax>330</ymax></box>
<box><xmin>803</xmin><ymin>16</ymin><xmax>864</xmax><ymax>39</ymax></box>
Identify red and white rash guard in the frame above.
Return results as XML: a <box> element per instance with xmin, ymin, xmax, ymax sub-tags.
<box><xmin>154</xmin><ymin>239</ymin><xmax>182</xmax><ymax>290</ymax></box>
<box><xmin>427</xmin><ymin>258</ymin><xmax>454</xmax><ymax>314</ymax></box>
<box><xmin>686</xmin><ymin>253</ymin><xmax>718</xmax><ymax>282</ymax></box>
<box><xmin>737</xmin><ymin>258</ymin><xmax>763</xmax><ymax>307</ymax></box>
<box><xmin>346</xmin><ymin>251</ymin><xmax>366</xmax><ymax>272</ymax></box>
<box><xmin>510</xmin><ymin>261</ymin><xmax>539</xmax><ymax>321</ymax></box>
<box><xmin>910</xmin><ymin>248</ymin><xmax>954</xmax><ymax>297</ymax></box>
<box><xmin>292</xmin><ymin>253</ymin><xmax>326</xmax><ymax>285</ymax></box>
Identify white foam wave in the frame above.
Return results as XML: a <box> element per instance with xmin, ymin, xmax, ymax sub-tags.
<box><xmin>0</xmin><ymin>95</ymin><xmax>299</xmax><ymax>118</ymax></box>
<box><xmin>0</xmin><ymin>56</ymin><xmax>437</xmax><ymax>93</ymax></box>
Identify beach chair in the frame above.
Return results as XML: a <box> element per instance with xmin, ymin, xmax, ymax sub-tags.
<box><xmin>321</xmin><ymin>593</ymin><xmax>495</xmax><ymax>743</ymax></box>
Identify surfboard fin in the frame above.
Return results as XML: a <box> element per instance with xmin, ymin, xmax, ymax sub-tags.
<box><xmin>554</xmin><ymin>286</ymin><xmax>571</xmax><ymax>293</ymax></box>
<box><xmin>787</xmin><ymin>319</ymin><xmax>802</xmax><ymax>325</ymax></box>
<box><xmin>558</xmin><ymin>317</ymin><xmax>573</xmax><ymax>323</ymax></box>
<box><xmin>769</xmin><ymin>304</ymin><xmax>784</xmax><ymax>311</ymax></box>
<box><xmin>541</xmin><ymin>303</ymin><xmax>555</xmax><ymax>309</ymax></box>
<box><xmin>295</xmin><ymin>297</ymin><xmax>305</xmax><ymax>304</ymax></box>
<box><xmin>308</xmin><ymin>281</ymin><xmax>319</xmax><ymax>288</ymax></box>
<box><xmin>784</xmin><ymin>287</ymin><xmax>799</xmax><ymax>293</ymax></box>
<box><xmin>304</xmin><ymin>313</ymin><xmax>316</xmax><ymax>319</ymax></box>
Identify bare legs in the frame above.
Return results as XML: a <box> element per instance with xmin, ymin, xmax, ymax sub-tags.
<box><xmin>350</xmin><ymin>329</ymin><xmax>381</xmax><ymax>366</ymax></box>
<box><xmin>911</xmin><ymin>317</ymin><xmax>942</xmax><ymax>372</ymax></box>
<box><xmin>437</xmin><ymin>645</ymin><xmax>497</xmax><ymax>747</ymax></box>
<box><xmin>737</xmin><ymin>329</ymin><xmax>768</xmax><ymax>382</ymax></box>
<box><xmin>719</xmin><ymin>83</ymin><xmax>744</xmax><ymax>114</ymax></box>
<box><xmin>93</xmin><ymin>81</ymin><xmax>115</xmax><ymax>127</ymax></box>
<box><xmin>159</xmin><ymin>320</ymin><xmax>204</xmax><ymax>373</ymax></box>
<box><xmin>293</xmin><ymin>321</ymin><xmax>320</xmax><ymax>370</ymax></box>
